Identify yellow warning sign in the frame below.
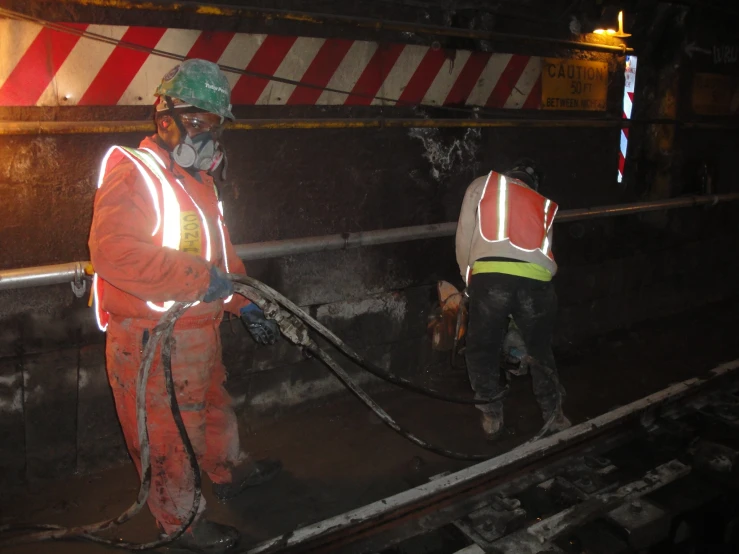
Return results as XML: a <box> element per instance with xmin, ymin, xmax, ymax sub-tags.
<box><xmin>180</xmin><ymin>211</ymin><xmax>202</xmax><ymax>255</ymax></box>
<box><xmin>692</xmin><ymin>73</ymin><xmax>735</xmax><ymax>115</ymax></box>
<box><xmin>542</xmin><ymin>58</ymin><xmax>608</xmax><ymax>111</ymax></box>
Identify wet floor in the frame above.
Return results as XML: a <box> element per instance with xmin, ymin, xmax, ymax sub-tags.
<box><xmin>2</xmin><ymin>299</ymin><xmax>739</xmax><ymax>553</ymax></box>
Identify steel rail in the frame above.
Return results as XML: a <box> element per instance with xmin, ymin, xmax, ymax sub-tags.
<box><xmin>1</xmin><ymin>118</ymin><xmax>736</xmax><ymax>136</ymax></box>
<box><xmin>1</xmin><ymin>193</ymin><xmax>738</xmax><ymax>292</ymax></box>
<box><xmin>26</xmin><ymin>0</ymin><xmax>632</xmax><ymax>54</ymax></box>
<box><xmin>244</xmin><ymin>359</ymin><xmax>739</xmax><ymax>553</ymax></box>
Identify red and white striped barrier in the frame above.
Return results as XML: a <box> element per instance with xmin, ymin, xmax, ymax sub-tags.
<box><xmin>0</xmin><ymin>19</ymin><xmax>543</xmax><ymax>108</ymax></box>
<box><xmin>618</xmin><ymin>55</ymin><xmax>637</xmax><ymax>183</ymax></box>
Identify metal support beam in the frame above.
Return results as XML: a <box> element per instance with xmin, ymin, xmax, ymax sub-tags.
<box><xmin>1</xmin><ymin>193</ymin><xmax>738</xmax><ymax>292</ymax></box>
<box><xmin>0</xmin><ymin>119</ymin><xmax>735</xmax><ymax>136</ymax></box>
<box><xmin>16</xmin><ymin>0</ymin><xmax>633</xmax><ymax>54</ymax></box>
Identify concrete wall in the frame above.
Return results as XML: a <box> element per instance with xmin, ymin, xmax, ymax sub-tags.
<box><xmin>2</xmin><ymin>1</ymin><xmax>739</xmax><ymax>488</ymax></box>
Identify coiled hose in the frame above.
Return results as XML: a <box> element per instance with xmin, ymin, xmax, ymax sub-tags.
<box><xmin>0</xmin><ymin>303</ymin><xmax>200</xmax><ymax>550</ymax></box>
<box><xmin>0</xmin><ymin>275</ymin><xmax>562</xmax><ymax>549</ymax></box>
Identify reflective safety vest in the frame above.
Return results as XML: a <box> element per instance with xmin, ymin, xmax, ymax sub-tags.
<box><xmin>478</xmin><ymin>171</ymin><xmax>558</xmax><ymax>258</ymax></box>
<box><xmin>93</xmin><ymin>146</ymin><xmax>232</xmax><ymax>332</ymax></box>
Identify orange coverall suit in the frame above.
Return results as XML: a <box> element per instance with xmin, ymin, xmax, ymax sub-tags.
<box><xmin>88</xmin><ymin>136</ymin><xmax>249</xmax><ymax>533</ymax></box>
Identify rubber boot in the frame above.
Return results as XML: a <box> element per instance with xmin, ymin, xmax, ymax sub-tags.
<box><xmin>212</xmin><ymin>459</ymin><xmax>283</xmax><ymax>501</ymax></box>
<box><xmin>165</xmin><ymin>519</ymin><xmax>240</xmax><ymax>553</ymax></box>
<box><xmin>547</xmin><ymin>413</ymin><xmax>572</xmax><ymax>434</ymax></box>
<box><xmin>540</xmin><ymin>410</ymin><xmax>572</xmax><ymax>437</ymax></box>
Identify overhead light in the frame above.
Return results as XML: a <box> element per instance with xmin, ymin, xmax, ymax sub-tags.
<box><xmin>594</xmin><ymin>10</ymin><xmax>630</xmax><ymax>38</ymax></box>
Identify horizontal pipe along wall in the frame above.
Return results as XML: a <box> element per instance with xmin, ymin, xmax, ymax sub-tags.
<box><xmin>1</xmin><ymin>4</ymin><xmax>739</xmax><ymax>488</ymax></box>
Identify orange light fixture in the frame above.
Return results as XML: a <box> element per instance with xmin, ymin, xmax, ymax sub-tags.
<box><xmin>594</xmin><ymin>11</ymin><xmax>631</xmax><ymax>38</ymax></box>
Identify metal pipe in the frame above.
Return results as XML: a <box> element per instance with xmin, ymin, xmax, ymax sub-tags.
<box><xmin>37</xmin><ymin>0</ymin><xmax>633</xmax><ymax>54</ymax></box>
<box><xmin>0</xmin><ymin>262</ymin><xmax>85</xmax><ymax>290</ymax></box>
<box><xmin>1</xmin><ymin>118</ymin><xmax>735</xmax><ymax>136</ymax></box>
<box><xmin>2</xmin><ymin>194</ymin><xmax>737</xmax><ymax>292</ymax></box>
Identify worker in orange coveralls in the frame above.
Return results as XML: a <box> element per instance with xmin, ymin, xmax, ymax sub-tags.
<box><xmin>89</xmin><ymin>59</ymin><xmax>281</xmax><ymax>553</ymax></box>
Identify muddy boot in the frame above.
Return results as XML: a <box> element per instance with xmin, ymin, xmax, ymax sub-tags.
<box><xmin>165</xmin><ymin>519</ymin><xmax>239</xmax><ymax>553</ymax></box>
<box><xmin>541</xmin><ymin>412</ymin><xmax>571</xmax><ymax>437</ymax></box>
<box><xmin>212</xmin><ymin>459</ymin><xmax>282</xmax><ymax>501</ymax></box>
<box><xmin>481</xmin><ymin>411</ymin><xmax>504</xmax><ymax>441</ymax></box>
<box><xmin>548</xmin><ymin>413</ymin><xmax>572</xmax><ymax>433</ymax></box>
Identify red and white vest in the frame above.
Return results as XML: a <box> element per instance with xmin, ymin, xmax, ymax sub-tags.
<box><xmin>478</xmin><ymin>171</ymin><xmax>558</xmax><ymax>258</ymax></box>
<box><xmin>93</xmin><ymin>146</ymin><xmax>233</xmax><ymax>332</ymax></box>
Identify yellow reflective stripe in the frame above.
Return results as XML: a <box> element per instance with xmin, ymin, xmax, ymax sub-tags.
<box><xmin>497</xmin><ymin>174</ymin><xmax>508</xmax><ymax>240</ymax></box>
<box><xmin>472</xmin><ymin>261</ymin><xmax>552</xmax><ymax>281</ymax></box>
<box><xmin>542</xmin><ymin>198</ymin><xmax>551</xmax><ymax>254</ymax></box>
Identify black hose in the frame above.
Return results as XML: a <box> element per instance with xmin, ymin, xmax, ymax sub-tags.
<box><xmin>0</xmin><ymin>303</ymin><xmax>201</xmax><ymax>550</ymax></box>
<box><xmin>229</xmin><ymin>278</ymin><xmax>563</xmax><ymax>460</ymax></box>
<box><xmin>308</xmin><ymin>345</ymin><xmax>493</xmax><ymax>461</ymax></box>
<box><xmin>228</xmin><ymin>275</ymin><xmax>508</xmax><ymax>406</ymax></box>
<box><xmin>0</xmin><ymin>276</ymin><xmax>563</xmax><ymax>546</ymax></box>
<box><xmin>230</xmin><ymin>280</ymin><xmax>503</xmax><ymax>461</ymax></box>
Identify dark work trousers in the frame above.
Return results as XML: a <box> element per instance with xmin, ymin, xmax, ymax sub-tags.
<box><xmin>465</xmin><ymin>271</ymin><xmax>562</xmax><ymax>419</ymax></box>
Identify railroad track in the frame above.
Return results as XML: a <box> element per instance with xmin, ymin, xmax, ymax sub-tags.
<box><xmin>245</xmin><ymin>359</ymin><xmax>739</xmax><ymax>554</ymax></box>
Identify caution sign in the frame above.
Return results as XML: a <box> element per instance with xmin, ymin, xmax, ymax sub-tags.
<box><xmin>542</xmin><ymin>58</ymin><xmax>608</xmax><ymax>111</ymax></box>
<box><xmin>692</xmin><ymin>73</ymin><xmax>736</xmax><ymax>115</ymax></box>
<box><xmin>180</xmin><ymin>212</ymin><xmax>202</xmax><ymax>255</ymax></box>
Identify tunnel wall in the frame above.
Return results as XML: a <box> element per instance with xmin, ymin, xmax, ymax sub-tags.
<box><xmin>2</xmin><ymin>1</ymin><xmax>739</xmax><ymax>488</ymax></box>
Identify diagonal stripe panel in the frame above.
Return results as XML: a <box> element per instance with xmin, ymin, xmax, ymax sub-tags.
<box><xmin>504</xmin><ymin>56</ymin><xmax>540</xmax><ymax>109</ymax></box>
<box><xmin>0</xmin><ymin>19</ymin><xmax>43</xmax><ymax>91</ymax></box>
<box><xmin>317</xmin><ymin>40</ymin><xmax>378</xmax><ymax>105</ymax></box>
<box><xmin>444</xmin><ymin>51</ymin><xmax>490</xmax><ymax>106</ymax></box>
<box><xmin>486</xmin><ymin>54</ymin><xmax>529</xmax><ymax>107</ymax></box>
<box><xmin>256</xmin><ymin>36</ymin><xmax>325</xmax><ymax>105</ymax></box>
<box><xmin>345</xmin><ymin>43</ymin><xmax>405</xmax><ymax>106</ymax></box>
<box><xmin>118</xmin><ymin>28</ymin><xmax>201</xmax><ymax>106</ymax></box>
<box><xmin>230</xmin><ymin>35</ymin><xmax>298</xmax><ymax>105</ymax></box>
<box><xmin>421</xmin><ymin>50</ymin><xmax>471</xmax><ymax>107</ymax></box>
<box><xmin>522</xmin><ymin>75</ymin><xmax>542</xmax><ymax>110</ymax></box>
<box><xmin>373</xmin><ymin>44</ymin><xmax>428</xmax><ymax>106</ymax></box>
<box><xmin>396</xmin><ymin>47</ymin><xmax>448</xmax><ymax>106</ymax></box>
<box><xmin>186</xmin><ymin>31</ymin><xmax>235</xmax><ymax>62</ymax></box>
<box><xmin>79</xmin><ymin>26</ymin><xmax>166</xmax><ymax>106</ymax></box>
<box><xmin>286</xmin><ymin>38</ymin><xmax>353</xmax><ymax>105</ymax></box>
<box><xmin>0</xmin><ymin>23</ymin><xmax>88</xmax><ymax>106</ymax></box>
<box><xmin>0</xmin><ymin>19</ymin><xmax>588</xmax><ymax>110</ymax></box>
<box><xmin>40</xmin><ymin>24</ymin><xmax>129</xmax><ymax>106</ymax></box>
<box><xmin>466</xmin><ymin>53</ymin><xmax>511</xmax><ymax>107</ymax></box>
<box><xmin>217</xmin><ymin>33</ymin><xmax>267</xmax><ymax>91</ymax></box>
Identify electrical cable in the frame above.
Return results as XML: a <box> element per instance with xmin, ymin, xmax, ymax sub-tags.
<box><xmin>227</xmin><ymin>277</ymin><xmax>563</xmax><ymax>454</ymax></box>
<box><xmin>0</xmin><ymin>6</ymin><xmax>624</xmax><ymax>121</ymax></box>
<box><xmin>228</xmin><ymin>275</ymin><xmax>507</xmax><ymax>405</ymax></box>
<box><xmin>0</xmin><ymin>276</ymin><xmax>564</xmax><ymax>547</ymax></box>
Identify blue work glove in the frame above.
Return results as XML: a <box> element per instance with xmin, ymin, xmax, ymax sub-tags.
<box><xmin>240</xmin><ymin>303</ymin><xmax>280</xmax><ymax>345</ymax></box>
<box><xmin>203</xmin><ymin>266</ymin><xmax>234</xmax><ymax>303</ymax></box>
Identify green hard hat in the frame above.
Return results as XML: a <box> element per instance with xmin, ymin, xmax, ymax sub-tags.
<box><xmin>155</xmin><ymin>59</ymin><xmax>234</xmax><ymax>120</ymax></box>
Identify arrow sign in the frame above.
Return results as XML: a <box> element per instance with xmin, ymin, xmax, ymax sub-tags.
<box><xmin>685</xmin><ymin>41</ymin><xmax>712</xmax><ymax>58</ymax></box>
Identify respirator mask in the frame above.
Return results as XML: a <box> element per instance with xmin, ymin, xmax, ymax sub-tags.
<box><xmin>164</xmin><ymin>97</ymin><xmax>226</xmax><ymax>173</ymax></box>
